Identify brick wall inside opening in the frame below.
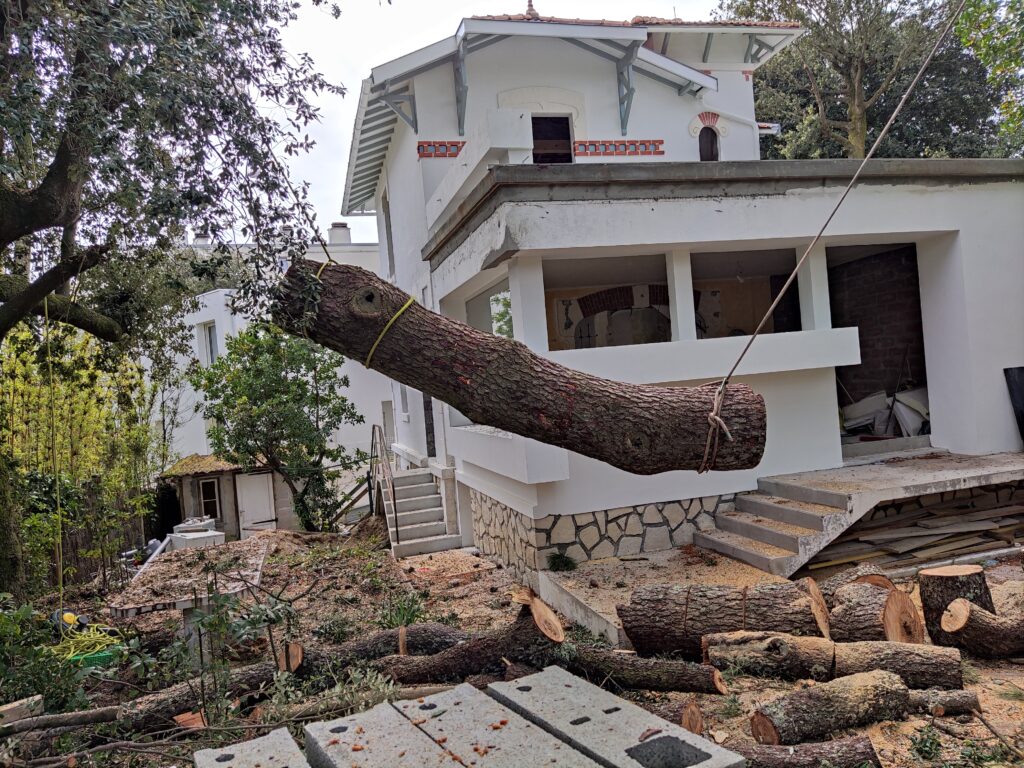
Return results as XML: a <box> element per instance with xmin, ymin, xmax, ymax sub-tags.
<box><xmin>829</xmin><ymin>245</ymin><xmax>927</xmax><ymax>403</ymax></box>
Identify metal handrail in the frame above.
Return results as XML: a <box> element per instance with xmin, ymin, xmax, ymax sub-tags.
<box><xmin>370</xmin><ymin>424</ymin><xmax>400</xmax><ymax>547</ymax></box>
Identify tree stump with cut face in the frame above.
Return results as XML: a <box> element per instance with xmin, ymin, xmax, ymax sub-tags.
<box><xmin>919</xmin><ymin>565</ymin><xmax>996</xmax><ymax>647</ymax></box>
<box><xmin>274</xmin><ymin>261</ymin><xmax>767</xmax><ymax>475</ymax></box>
<box><xmin>829</xmin><ymin>583</ymin><xmax>924</xmax><ymax>643</ymax></box>
<box><xmin>818</xmin><ymin>564</ymin><xmax>896</xmax><ymax>610</ymax></box>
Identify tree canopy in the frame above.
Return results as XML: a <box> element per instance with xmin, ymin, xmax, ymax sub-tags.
<box><xmin>960</xmin><ymin>0</ymin><xmax>1024</xmax><ymax>140</ymax></box>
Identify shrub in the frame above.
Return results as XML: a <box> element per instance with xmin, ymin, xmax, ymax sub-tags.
<box><xmin>376</xmin><ymin>592</ymin><xmax>424</xmax><ymax>628</ymax></box>
<box><xmin>0</xmin><ymin>602</ymin><xmax>86</xmax><ymax>712</ymax></box>
<box><xmin>547</xmin><ymin>552</ymin><xmax>577</xmax><ymax>572</ymax></box>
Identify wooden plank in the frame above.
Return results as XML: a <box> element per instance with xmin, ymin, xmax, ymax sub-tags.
<box><xmin>878</xmin><ymin>534</ymin><xmax>953</xmax><ymax>554</ymax></box>
<box><xmin>917</xmin><ymin>506</ymin><xmax>1024</xmax><ymax>528</ymax></box>
<box><xmin>0</xmin><ymin>696</ymin><xmax>43</xmax><ymax>727</ymax></box>
<box><xmin>862</xmin><ymin>520</ymin><xmax>1000</xmax><ymax>543</ymax></box>
<box><xmin>807</xmin><ymin>550</ymin><xmax>889</xmax><ymax>569</ymax></box>
<box><xmin>907</xmin><ymin>536</ymin><xmax>988</xmax><ymax>561</ymax></box>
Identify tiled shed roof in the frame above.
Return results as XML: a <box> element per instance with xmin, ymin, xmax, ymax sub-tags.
<box><xmin>162</xmin><ymin>453</ymin><xmax>241</xmax><ymax>478</ymax></box>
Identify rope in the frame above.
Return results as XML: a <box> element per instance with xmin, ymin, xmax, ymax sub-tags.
<box><xmin>698</xmin><ymin>0</ymin><xmax>969</xmax><ymax>473</ymax></box>
<box><xmin>364</xmin><ymin>296</ymin><xmax>415</xmax><ymax>369</ymax></box>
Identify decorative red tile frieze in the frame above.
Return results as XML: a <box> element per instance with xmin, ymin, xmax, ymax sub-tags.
<box><xmin>417</xmin><ymin>141</ymin><xmax>466</xmax><ymax>159</ymax></box>
<box><xmin>573</xmin><ymin>139</ymin><xmax>665</xmax><ymax>157</ymax></box>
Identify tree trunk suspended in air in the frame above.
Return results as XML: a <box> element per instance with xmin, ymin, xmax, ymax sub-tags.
<box><xmin>274</xmin><ymin>261</ymin><xmax>767</xmax><ymax>475</ymax></box>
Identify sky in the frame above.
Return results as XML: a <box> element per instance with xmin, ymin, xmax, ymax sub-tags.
<box><xmin>280</xmin><ymin>0</ymin><xmax>720</xmax><ymax>244</ymax></box>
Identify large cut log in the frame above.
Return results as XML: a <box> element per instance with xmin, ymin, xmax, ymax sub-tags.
<box><xmin>919</xmin><ymin>564</ymin><xmax>996</xmax><ymax>647</ymax></box>
<box><xmin>940</xmin><ymin>598</ymin><xmax>1024</xmax><ymax>658</ymax></box>
<box><xmin>702</xmin><ymin>631</ymin><xmax>962</xmax><ymax>689</ymax></box>
<box><xmin>572</xmin><ymin>646</ymin><xmax>727</xmax><ymax>693</ymax></box>
<box><xmin>818</xmin><ymin>565</ymin><xmax>896</xmax><ymax>610</ymax></box>
<box><xmin>829</xmin><ymin>583</ymin><xmax>924</xmax><ymax>643</ymax></box>
<box><xmin>833</xmin><ymin>641</ymin><xmax>963</xmax><ymax>690</ymax></box>
<box><xmin>750</xmin><ymin>670</ymin><xmax>909</xmax><ymax>745</ymax></box>
<box><xmin>618</xmin><ymin>579</ymin><xmax>830</xmax><ymax>658</ymax></box>
<box><xmin>702</xmin><ymin>631</ymin><xmax>835</xmax><ymax>681</ymax></box>
<box><xmin>734</xmin><ymin>736</ymin><xmax>882</xmax><ymax>768</ymax></box>
<box><xmin>275</xmin><ymin>261</ymin><xmax>766</xmax><ymax>474</ymax></box>
<box><xmin>908</xmin><ymin>688</ymin><xmax>980</xmax><ymax>716</ymax></box>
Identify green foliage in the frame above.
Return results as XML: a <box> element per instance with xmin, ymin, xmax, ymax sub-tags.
<box><xmin>314</xmin><ymin>615</ymin><xmax>357</xmax><ymax>644</ymax></box>
<box><xmin>0</xmin><ymin>603</ymin><xmax>86</xmax><ymax>712</ymax></box>
<box><xmin>376</xmin><ymin>592</ymin><xmax>425</xmax><ymax>629</ymax></box>
<box><xmin>189</xmin><ymin>325</ymin><xmax>365</xmax><ymax>531</ymax></box>
<box><xmin>961</xmin><ymin>660</ymin><xmax>982</xmax><ymax>684</ymax></box>
<box><xmin>547</xmin><ymin>552</ymin><xmax>577</xmax><ymax>572</ymax></box>
<box><xmin>718</xmin><ymin>693</ymin><xmax>743</xmax><ymax>718</ymax></box>
<box><xmin>910</xmin><ymin>725</ymin><xmax>943</xmax><ymax>760</ymax></box>
<box><xmin>960</xmin><ymin>0</ymin><xmax>1024</xmax><ymax>140</ymax></box>
<box><xmin>954</xmin><ymin>740</ymin><xmax>1011</xmax><ymax>765</ymax></box>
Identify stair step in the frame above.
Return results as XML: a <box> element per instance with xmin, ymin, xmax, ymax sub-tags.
<box><xmin>388</xmin><ymin>519</ymin><xmax>447</xmax><ymax>539</ymax></box>
<box><xmin>392</xmin><ymin>470</ymin><xmax>434</xmax><ymax>488</ymax></box>
<box><xmin>391</xmin><ymin>533</ymin><xmax>464</xmax><ymax>558</ymax></box>
<box><xmin>388</xmin><ymin>481</ymin><xmax>437</xmax><ymax>500</ymax></box>
<box><xmin>735</xmin><ymin>494</ymin><xmax>847</xmax><ymax>531</ymax></box>
<box><xmin>385</xmin><ymin>494</ymin><xmax>443</xmax><ymax>513</ymax></box>
<box><xmin>756</xmin><ymin>478</ymin><xmax>849</xmax><ymax>510</ymax></box>
<box><xmin>694</xmin><ymin>529</ymin><xmax>795</xmax><ymax>575</ymax></box>
<box><xmin>384</xmin><ymin>507</ymin><xmax>446</xmax><ymax>527</ymax></box>
<box><xmin>716</xmin><ymin>510</ymin><xmax>817</xmax><ymax>552</ymax></box>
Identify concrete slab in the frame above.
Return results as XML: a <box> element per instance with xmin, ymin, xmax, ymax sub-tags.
<box><xmin>393</xmin><ymin>683</ymin><xmax>599</xmax><ymax>767</ymax></box>
<box><xmin>304</xmin><ymin>702</ymin><xmax>451</xmax><ymax>768</ymax></box>
<box><xmin>487</xmin><ymin>666</ymin><xmax>745</xmax><ymax>768</ymax></box>
<box><xmin>194</xmin><ymin>727</ymin><xmax>309</xmax><ymax>768</ymax></box>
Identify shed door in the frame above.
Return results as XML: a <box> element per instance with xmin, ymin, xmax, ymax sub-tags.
<box><xmin>236</xmin><ymin>473</ymin><xmax>276</xmax><ymax>539</ymax></box>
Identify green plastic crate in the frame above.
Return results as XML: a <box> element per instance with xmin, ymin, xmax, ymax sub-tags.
<box><xmin>70</xmin><ymin>648</ymin><xmax>118</xmax><ymax>668</ymax></box>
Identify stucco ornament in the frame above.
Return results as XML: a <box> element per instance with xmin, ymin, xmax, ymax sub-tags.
<box><xmin>689</xmin><ymin>111</ymin><xmax>728</xmax><ymax>137</ymax></box>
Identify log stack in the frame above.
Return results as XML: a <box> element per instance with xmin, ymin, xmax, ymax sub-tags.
<box><xmin>828</xmin><ymin>582</ymin><xmax>924</xmax><ymax>643</ymax></box>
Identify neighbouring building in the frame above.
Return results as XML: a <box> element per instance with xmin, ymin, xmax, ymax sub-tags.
<box><xmin>159</xmin><ymin>224</ymin><xmax>395</xmax><ymax>539</ymax></box>
<box><xmin>341</xmin><ymin>7</ymin><xmax>1024</xmax><ymax>582</ymax></box>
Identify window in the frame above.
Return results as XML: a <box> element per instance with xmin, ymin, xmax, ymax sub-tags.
<box><xmin>199</xmin><ymin>478</ymin><xmax>220</xmax><ymax>519</ymax></box>
<box><xmin>532</xmin><ymin>116</ymin><xmax>573</xmax><ymax>164</ymax></box>
<box><xmin>399</xmin><ymin>384</ymin><xmax>409</xmax><ymax>415</ymax></box>
<box><xmin>466</xmin><ymin>280</ymin><xmax>514</xmax><ymax>339</ymax></box>
<box><xmin>199</xmin><ymin>322</ymin><xmax>218</xmax><ymax>365</ymax></box>
<box><xmin>699</xmin><ymin>127</ymin><xmax>719</xmax><ymax>162</ymax></box>
<box><xmin>382</xmin><ymin>190</ymin><xmax>396</xmax><ymax>277</ymax></box>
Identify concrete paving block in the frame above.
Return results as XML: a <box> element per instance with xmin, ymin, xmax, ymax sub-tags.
<box><xmin>487</xmin><ymin>666</ymin><xmax>746</xmax><ymax>768</ymax></box>
<box><xmin>194</xmin><ymin>727</ymin><xmax>309</xmax><ymax>768</ymax></box>
<box><xmin>392</xmin><ymin>683</ymin><xmax>599</xmax><ymax>767</ymax></box>
<box><xmin>304</xmin><ymin>702</ymin><xmax>451</xmax><ymax>768</ymax></box>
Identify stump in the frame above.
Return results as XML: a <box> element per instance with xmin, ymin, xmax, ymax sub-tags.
<box><xmin>829</xmin><ymin>583</ymin><xmax>924</xmax><ymax>643</ymax></box>
<box><xmin>918</xmin><ymin>565</ymin><xmax>995</xmax><ymax>647</ymax></box>
<box><xmin>818</xmin><ymin>565</ymin><xmax>896</xmax><ymax>610</ymax></box>
<box><xmin>275</xmin><ymin>261</ymin><xmax>767</xmax><ymax>475</ymax></box>
<box><xmin>618</xmin><ymin>579</ymin><xmax>830</xmax><ymax>658</ymax></box>
<box><xmin>735</xmin><ymin>736</ymin><xmax>882</xmax><ymax>768</ymax></box>
<box><xmin>680</xmin><ymin>697</ymin><xmax>704</xmax><ymax>735</ymax></box>
<box><xmin>940</xmin><ymin>598</ymin><xmax>1024</xmax><ymax>658</ymax></box>
<box><xmin>833</xmin><ymin>641</ymin><xmax>963</xmax><ymax>690</ymax></box>
<box><xmin>750</xmin><ymin>670</ymin><xmax>909</xmax><ymax>745</ymax></box>
<box><xmin>702</xmin><ymin>631</ymin><xmax>835</xmax><ymax>681</ymax></box>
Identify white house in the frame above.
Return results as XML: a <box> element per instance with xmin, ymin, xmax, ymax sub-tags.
<box><xmin>161</xmin><ymin>223</ymin><xmax>395</xmax><ymax>539</ymax></box>
<box><xmin>337</xmin><ymin>5</ymin><xmax>1024</xmax><ymax>581</ymax></box>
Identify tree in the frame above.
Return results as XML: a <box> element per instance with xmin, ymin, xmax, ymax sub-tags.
<box><xmin>959</xmin><ymin>0</ymin><xmax>1024</xmax><ymax>141</ymax></box>
<box><xmin>722</xmin><ymin>0</ymin><xmax>1012</xmax><ymax>158</ymax></box>
<box><xmin>0</xmin><ymin>0</ymin><xmax>336</xmax><ymax>596</ymax></box>
<box><xmin>189</xmin><ymin>325</ymin><xmax>364</xmax><ymax>531</ymax></box>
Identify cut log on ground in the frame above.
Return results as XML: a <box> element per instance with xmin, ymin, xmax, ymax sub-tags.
<box><xmin>908</xmin><ymin>688</ymin><xmax>981</xmax><ymax>716</ymax></box>
<box><xmin>275</xmin><ymin>261</ymin><xmax>766</xmax><ymax>474</ymax></box>
<box><xmin>702</xmin><ymin>631</ymin><xmax>962</xmax><ymax>689</ymax></box>
<box><xmin>618</xmin><ymin>579</ymin><xmax>830</xmax><ymax>658</ymax></box>
<box><xmin>750</xmin><ymin>670</ymin><xmax>909</xmax><ymax>745</ymax></box>
<box><xmin>818</xmin><ymin>565</ymin><xmax>896</xmax><ymax>610</ymax></box>
<box><xmin>702</xmin><ymin>631</ymin><xmax>835</xmax><ymax>681</ymax></box>
<box><xmin>940</xmin><ymin>598</ymin><xmax>1024</xmax><ymax>658</ymax></box>
<box><xmin>734</xmin><ymin>736</ymin><xmax>882</xmax><ymax>768</ymax></box>
<box><xmin>572</xmin><ymin>646</ymin><xmax>727</xmax><ymax>693</ymax></box>
<box><xmin>681</xmin><ymin>697</ymin><xmax>703</xmax><ymax>735</ymax></box>
<box><xmin>829</xmin><ymin>583</ymin><xmax>924</xmax><ymax>643</ymax></box>
<box><xmin>919</xmin><ymin>564</ymin><xmax>996</xmax><ymax>647</ymax></box>
<box><xmin>833</xmin><ymin>641</ymin><xmax>963</xmax><ymax>690</ymax></box>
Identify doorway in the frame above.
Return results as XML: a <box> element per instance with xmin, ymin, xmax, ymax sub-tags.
<box><xmin>236</xmin><ymin>473</ymin><xmax>277</xmax><ymax>539</ymax></box>
<box><xmin>532</xmin><ymin>116</ymin><xmax>573</xmax><ymax>163</ymax></box>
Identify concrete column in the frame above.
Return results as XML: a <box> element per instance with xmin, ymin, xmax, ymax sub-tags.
<box><xmin>797</xmin><ymin>241</ymin><xmax>832</xmax><ymax>330</ymax></box>
<box><xmin>508</xmin><ymin>253</ymin><xmax>548</xmax><ymax>352</ymax></box>
<box><xmin>666</xmin><ymin>250</ymin><xmax>697</xmax><ymax>341</ymax></box>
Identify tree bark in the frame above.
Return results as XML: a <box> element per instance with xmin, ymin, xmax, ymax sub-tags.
<box><xmin>818</xmin><ymin>565</ymin><xmax>895</xmax><ymax>610</ymax></box>
<box><xmin>750</xmin><ymin>670</ymin><xmax>909</xmax><ymax>745</ymax></box>
<box><xmin>919</xmin><ymin>565</ymin><xmax>996</xmax><ymax>647</ymax></box>
<box><xmin>908</xmin><ymin>688</ymin><xmax>980</xmax><ymax>717</ymax></box>
<box><xmin>940</xmin><ymin>598</ymin><xmax>1024</xmax><ymax>658</ymax></box>
<box><xmin>734</xmin><ymin>736</ymin><xmax>881</xmax><ymax>768</ymax></box>
<box><xmin>275</xmin><ymin>261</ymin><xmax>766</xmax><ymax>475</ymax></box>
<box><xmin>702</xmin><ymin>631</ymin><xmax>835</xmax><ymax>682</ymax></box>
<box><xmin>829</xmin><ymin>583</ymin><xmax>924</xmax><ymax>643</ymax></box>
<box><xmin>617</xmin><ymin>579</ymin><xmax>830</xmax><ymax>658</ymax></box>
<box><xmin>572</xmin><ymin>647</ymin><xmax>727</xmax><ymax>694</ymax></box>
<box><xmin>833</xmin><ymin>641</ymin><xmax>963</xmax><ymax>690</ymax></box>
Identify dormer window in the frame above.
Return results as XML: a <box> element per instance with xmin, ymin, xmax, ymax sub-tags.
<box><xmin>532</xmin><ymin>116</ymin><xmax>573</xmax><ymax>164</ymax></box>
<box><xmin>699</xmin><ymin>127</ymin><xmax>720</xmax><ymax>161</ymax></box>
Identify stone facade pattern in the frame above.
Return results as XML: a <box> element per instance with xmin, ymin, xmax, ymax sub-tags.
<box><xmin>468</xmin><ymin>489</ymin><xmax>734</xmax><ymax>578</ymax></box>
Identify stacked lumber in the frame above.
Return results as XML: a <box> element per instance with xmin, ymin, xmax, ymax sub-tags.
<box><xmin>808</xmin><ymin>501</ymin><xmax>1024</xmax><ymax>569</ymax></box>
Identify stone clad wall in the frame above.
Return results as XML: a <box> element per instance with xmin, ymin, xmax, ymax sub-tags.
<box><xmin>468</xmin><ymin>489</ymin><xmax>734</xmax><ymax>579</ymax></box>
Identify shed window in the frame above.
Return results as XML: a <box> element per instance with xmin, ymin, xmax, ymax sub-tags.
<box><xmin>699</xmin><ymin>127</ymin><xmax>719</xmax><ymax>162</ymax></box>
<box><xmin>532</xmin><ymin>116</ymin><xmax>573</xmax><ymax>164</ymax></box>
<box><xmin>199</xmin><ymin>478</ymin><xmax>220</xmax><ymax>519</ymax></box>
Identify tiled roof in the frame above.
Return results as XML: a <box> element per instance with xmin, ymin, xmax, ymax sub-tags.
<box><xmin>162</xmin><ymin>453</ymin><xmax>241</xmax><ymax>478</ymax></box>
<box><xmin>470</xmin><ymin>13</ymin><xmax>801</xmax><ymax>29</ymax></box>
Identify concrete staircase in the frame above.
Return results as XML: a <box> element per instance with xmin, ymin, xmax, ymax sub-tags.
<box><xmin>383</xmin><ymin>469</ymin><xmax>461</xmax><ymax>558</ymax></box>
<box><xmin>694</xmin><ymin>477</ymin><xmax>856</xmax><ymax>577</ymax></box>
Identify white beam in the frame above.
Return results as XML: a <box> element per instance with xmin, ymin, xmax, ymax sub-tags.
<box><xmin>667</xmin><ymin>250</ymin><xmax>697</xmax><ymax>341</ymax></box>
<box><xmin>797</xmin><ymin>242</ymin><xmax>832</xmax><ymax>330</ymax></box>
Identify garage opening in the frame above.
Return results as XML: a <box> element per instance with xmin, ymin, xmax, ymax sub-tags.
<box><xmin>828</xmin><ymin>244</ymin><xmax>930</xmax><ymax>454</ymax></box>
